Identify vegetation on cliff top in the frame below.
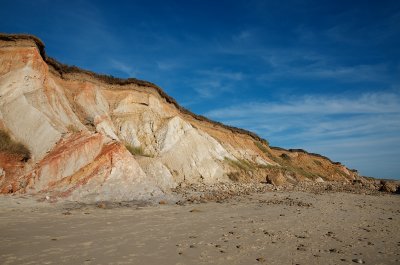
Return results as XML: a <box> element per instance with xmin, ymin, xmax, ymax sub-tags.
<box><xmin>0</xmin><ymin>33</ymin><xmax>268</xmax><ymax>145</ymax></box>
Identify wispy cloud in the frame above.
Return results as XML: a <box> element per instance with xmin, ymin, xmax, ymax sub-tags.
<box><xmin>261</xmin><ymin>50</ymin><xmax>391</xmax><ymax>83</ymax></box>
<box><xmin>207</xmin><ymin>93</ymin><xmax>400</xmax><ymax>117</ymax></box>
<box><xmin>156</xmin><ymin>61</ymin><xmax>181</xmax><ymax>71</ymax></box>
<box><xmin>205</xmin><ymin>92</ymin><xmax>400</xmax><ymax>178</ymax></box>
<box><xmin>189</xmin><ymin>69</ymin><xmax>246</xmax><ymax>99</ymax></box>
<box><xmin>109</xmin><ymin>59</ymin><xmax>138</xmax><ymax>77</ymax></box>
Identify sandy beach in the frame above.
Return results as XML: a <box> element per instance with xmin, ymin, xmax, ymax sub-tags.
<box><xmin>0</xmin><ymin>190</ymin><xmax>399</xmax><ymax>265</ymax></box>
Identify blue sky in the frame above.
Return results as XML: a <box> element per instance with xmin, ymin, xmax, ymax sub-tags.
<box><xmin>1</xmin><ymin>0</ymin><xmax>400</xmax><ymax>179</ymax></box>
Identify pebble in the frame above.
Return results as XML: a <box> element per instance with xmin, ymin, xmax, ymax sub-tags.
<box><xmin>352</xmin><ymin>258</ymin><xmax>364</xmax><ymax>264</ymax></box>
<box><xmin>297</xmin><ymin>244</ymin><xmax>307</xmax><ymax>251</ymax></box>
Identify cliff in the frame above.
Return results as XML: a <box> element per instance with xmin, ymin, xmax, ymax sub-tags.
<box><xmin>0</xmin><ymin>33</ymin><xmax>362</xmax><ymax>202</ymax></box>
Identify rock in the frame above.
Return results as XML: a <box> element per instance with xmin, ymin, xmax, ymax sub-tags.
<box><xmin>97</xmin><ymin>202</ymin><xmax>107</xmax><ymax>209</ymax></box>
<box><xmin>352</xmin><ymin>258</ymin><xmax>364</xmax><ymax>264</ymax></box>
<box><xmin>325</xmin><ymin>184</ymin><xmax>333</xmax><ymax>191</ymax></box>
<box><xmin>380</xmin><ymin>180</ymin><xmax>398</xmax><ymax>193</ymax></box>
<box><xmin>256</xmin><ymin>257</ymin><xmax>265</xmax><ymax>262</ymax></box>
<box><xmin>315</xmin><ymin>177</ymin><xmax>324</xmax><ymax>183</ymax></box>
<box><xmin>266</xmin><ymin>172</ymin><xmax>286</xmax><ymax>186</ymax></box>
<box><xmin>297</xmin><ymin>244</ymin><xmax>307</xmax><ymax>251</ymax></box>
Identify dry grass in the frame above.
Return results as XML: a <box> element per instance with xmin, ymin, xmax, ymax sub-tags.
<box><xmin>225</xmin><ymin>158</ymin><xmax>256</xmax><ymax>171</ymax></box>
<box><xmin>66</xmin><ymin>125</ymin><xmax>80</xmax><ymax>133</ymax></box>
<box><xmin>254</xmin><ymin>141</ymin><xmax>269</xmax><ymax>153</ymax></box>
<box><xmin>125</xmin><ymin>144</ymin><xmax>145</xmax><ymax>156</ymax></box>
<box><xmin>227</xmin><ymin>172</ymin><xmax>240</xmax><ymax>182</ymax></box>
<box><xmin>125</xmin><ymin>144</ymin><xmax>152</xmax><ymax>157</ymax></box>
<box><xmin>0</xmin><ymin>130</ymin><xmax>30</xmax><ymax>160</ymax></box>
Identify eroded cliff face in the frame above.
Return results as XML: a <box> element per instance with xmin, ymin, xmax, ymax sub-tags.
<box><xmin>0</xmin><ymin>34</ymin><xmax>360</xmax><ymax>202</ymax></box>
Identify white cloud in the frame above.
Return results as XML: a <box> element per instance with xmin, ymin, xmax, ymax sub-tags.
<box><xmin>204</xmin><ymin>92</ymin><xmax>400</xmax><ymax>178</ymax></box>
<box><xmin>189</xmin><ymin>69</ymin><xmax>246</xmax><ymax>99</ymax></box>
<box><xmin>206</xmin><ymin>92</ymin><xmax>400</xmax><ymax>118</ymax></box>
<box><xmin>110</xmin><ymin>59</ymin><xmax>138</xmax><ymax>77</ymax></box>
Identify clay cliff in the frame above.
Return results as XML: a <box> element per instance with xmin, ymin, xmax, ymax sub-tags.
<box><xmin>0</xmin><ymin>34</ymin><xmax>362</xmax><ymax>202</ymax></box>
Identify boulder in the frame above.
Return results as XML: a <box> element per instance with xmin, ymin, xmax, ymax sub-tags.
<box><xmin>266</xmin><ymin>172</ymin><xmax>286</xmax><ymax>186</ymax></box>
<box><xmin>380</xmin><ymin>180</ymin><xmax>398</xmax><ymax>193</ymax></box>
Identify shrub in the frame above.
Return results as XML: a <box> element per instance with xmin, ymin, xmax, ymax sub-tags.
<box><xmin>313</xmin><ymin>159</ymin><xmax>323</xmax><ymax>166</ymax></box>
<box><xmin>125</xmin><ymin>144</ymin><xmax>144</xmax><ymax>156</ymax></box>
<box><xmin>0</xmin><ymin>130</ymin><xmax>31</xmax><ymax>160</ymax></box>
<box><xmin>227</xmin><ymin>172</ymin><xmax>240</xmax><ymax>182</ymax></box>
<box><xmin>280</xmin><ymin>153</ymin><xmax>291</xmax><ymax>160</ymax></box>
<box><xmin>66</xmin><ymin>124</ymin><xmax>80</xmax><ymax>133</ymax></box>
<box><xmin>254</xmin><ymin>141</ymin><xmax>269</xmax><ymax>154</ymax></box>
<box><xmin>125</xmin><ymin>144</ymin><xmax>152</xmax><ymax>157</ymax></box>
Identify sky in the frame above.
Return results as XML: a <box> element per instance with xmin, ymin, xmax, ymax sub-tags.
<box><xmin>1</xmin><ymin>0</ymin><xmax>400</xmax><ymax>179</ymax></box>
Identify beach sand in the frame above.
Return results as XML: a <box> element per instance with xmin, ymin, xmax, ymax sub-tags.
<box><xmin>0</xmin><ymin>191</ymin><xmax>399</xmax><ymax>265</ymax></box>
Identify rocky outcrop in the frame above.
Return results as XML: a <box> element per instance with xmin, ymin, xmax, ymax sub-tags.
<box><xmin>0</xmin><ymin>34</ymin><xmax>365</xmax><ymax>201</ymax></box>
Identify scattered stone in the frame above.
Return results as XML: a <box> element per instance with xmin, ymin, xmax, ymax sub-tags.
<box><xmin>297</xmin><ymin>244</ymin><xmax>307</xmax><ymax>251</ymax></box>
<box><xmin>97</xmin><ymin>202</ymin><xmax>106</xmax><ymax>209</ymax></box>
<box><xmin>326</xmin><ymin>231</ymin><xmax>334</xmax><ymax>237</ymax></box>
<box><xmin>326</xmin><ymin>184</ymin><xmax>333</xmax><ymax>191</ymax></box>
<box><xmin>380</xmin><ymin>181</ymin><xmax>398</xmax><ymax>193</ymax></box>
